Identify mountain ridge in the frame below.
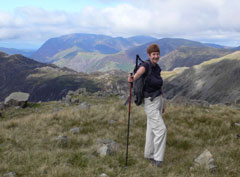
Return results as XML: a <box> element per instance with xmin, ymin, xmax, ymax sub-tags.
<box><xmin>31</xmin><ymin>33</ymin><xmax>157</xmax><ymax>63</ymax></box>
<box><xmin>164</xmin><ymin>51</ymin><xmax>240</xmax><ymax>103</ymax></box>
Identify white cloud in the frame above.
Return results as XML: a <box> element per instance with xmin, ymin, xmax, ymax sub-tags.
<box><xmin>0</xmin><ymin>0</ymin><xmax>240</xmax><ymax>47</ymax></box>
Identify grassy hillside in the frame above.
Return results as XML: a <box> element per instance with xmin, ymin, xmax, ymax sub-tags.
<box><xmin>164</xmin><ymin>51</ymin><xmax>240</xmax><ymax>103</ymax></box>
<box><xmin>159</xmin><ymin>46</ymin><xmax>231</xmax><ymax>71</ymax></box>
<box><xmin>161</xmin><ymin>67</ymin><xmax>189</xmax><ymax>80</ymax></box>
<box><xmin>0</xmin><ymin>48</ymin><xmax>35</xmax><ymax>57</ymax></box>
<box><xmin>53</xmin><ymin>48</ymin><xmax>135</xmax><ymax>73</ymax></box>
<box><xmin>0</xmin><ymin>96</ymin><xmax>239</xmax><ymax>176</ymax></box>
<box><xmin>53</xmin><ymin>47</ymin><xmax>107</xmax><ymax>72</ymax></box>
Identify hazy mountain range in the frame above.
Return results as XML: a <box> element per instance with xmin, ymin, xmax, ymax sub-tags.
<box><xmin>159</xmin><ymin>46</ymin><xmax>231</xmax><ymax>71</ymax></box>
<box><xmin>28</xmin><ymin>33</ymin><xmax>238</xmax><ymax>73</ymax></box>
<box><xmin>0</xmin><ymin>47</ymin><xmax>35</xmax><ymax>57</ymax></box>
<box><xmin>1</xmin><ymin>33</ymin><xmax>240</xmax><ymax>104</ymax></box>
<box><xmin>1</xmin><ymin>33</ymin><xmax>239</xmax><ymax>73</ymax></box>
<box><xmin>31</xmin><ymin>33</ymin><xmax>157</xmax><ymax>63</ymax></box>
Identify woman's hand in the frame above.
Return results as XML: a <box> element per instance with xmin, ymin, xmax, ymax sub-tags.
<box><xmin>128</xmin><ymin>66</ymin><xmax>146</xmax><ymax>83</ymax></box>
<box><xmin>128</xmin><ymin>73</ymin><xmax>134</xmax><ymax>83</ymax></box>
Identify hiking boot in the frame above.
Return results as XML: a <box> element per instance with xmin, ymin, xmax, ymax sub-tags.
<box><xmin>154</xmin><ymin>160</ymin><xmax>163</xmax><ymax>167</ymax></box>
<box><xmin>148</xmin><ymin>158</ymin><xmax>155</xmax><ymax>163</ymax></box>
<box><xmin>147</xmin><ymin>158</ymin><xmax>163</xmax><ymax>167</ymax></box>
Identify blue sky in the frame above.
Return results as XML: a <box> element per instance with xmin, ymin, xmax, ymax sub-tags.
<box><xmin>0</xmin><ymin>0</ymin><xmax>240</xmax><ymax>49</ymax></box>
<box><xmin>0</xmin><ymin>0</ymin><xmax>118</xmax><ymax>12</ymax></box>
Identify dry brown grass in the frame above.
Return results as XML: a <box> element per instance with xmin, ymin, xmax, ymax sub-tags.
<box><xmin>0</xmin><ymin>97</ymin><xmax>240</xmax><ymax>177</ymax></box>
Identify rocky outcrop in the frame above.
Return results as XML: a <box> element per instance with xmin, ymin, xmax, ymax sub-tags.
<box><xmin>4</xmin><ymin>172</ymin><xmax>17</xmax><ymax>177</ymax></box>
<box><xmin>62</xmin><ymin>86</ymin><xmax>127</xmax><ymax>106</ymax></box>
<box><xmin>4</xmin><ymin>92</ymin><xmax>30</xmax><ymax>108</ymax></box>
<box><xmin>235</xmin><ymin>123</ymin><xmax>240</xmax><ymax>127</ymax></box>
<box><xmin>53</xmin><ymin>135</ymin><xmax>68</xmax><ymax>147</ymax></box>
<box><xmin>70</xmin><ymin>127</ymin><xmax>82</xmax><ymax>134</ymax></box>
<box><xmin>96</xmin><ymin>139</ymin><xmax>119</xmax><ymax>157</ymax></box>
<box><xmin>193</xmin><ymin>149</ymin><xmax>217</xmax><ymax>171</ymax></box>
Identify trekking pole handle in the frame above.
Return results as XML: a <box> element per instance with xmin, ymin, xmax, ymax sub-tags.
<box><xmin>128</xmin><ymin>73</ymin><xmax>134</xmax><ymax>84</ymax></box>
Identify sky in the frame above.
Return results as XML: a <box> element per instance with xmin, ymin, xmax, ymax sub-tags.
<box><xmin>0</xmin><ymin>0</ymin><xmax>240</xmax><ymax>49</ymax></box>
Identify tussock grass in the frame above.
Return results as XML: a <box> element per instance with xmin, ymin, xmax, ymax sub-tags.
<box><xmin>0</xmin><ymin>97</ymin><xmax>240</xmax><ymax>177</ymax></box>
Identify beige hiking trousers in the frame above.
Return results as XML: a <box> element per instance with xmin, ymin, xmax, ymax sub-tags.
<box><xmin>144</xmin><ymin>95</ymin><xmax>167</xmax><ymax>161</ymax></box>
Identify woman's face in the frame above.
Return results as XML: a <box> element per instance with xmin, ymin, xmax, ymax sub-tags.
<box><xmin>148</xmin><ymin>52</ymin><xmax>160</xmax><ymax>65</ymax></box>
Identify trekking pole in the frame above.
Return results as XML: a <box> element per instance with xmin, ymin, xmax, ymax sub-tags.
<box><xmin>126</xmin><ymin>73</ymin><xmax>133</xmax><ymax>167</ymax></box>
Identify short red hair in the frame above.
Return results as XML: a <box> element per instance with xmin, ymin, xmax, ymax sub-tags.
<box><xmin>147</xmin><ymin>44</ymin><xmax>160</xmax><ymax>55</ymax></box>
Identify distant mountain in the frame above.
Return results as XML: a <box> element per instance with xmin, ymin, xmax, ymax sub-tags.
<box><xmin>127</xmin><ymin>35</ymin><xmax>157</xmax><ymax>45</ymax></box>
<box><xmin>0</xmin><ymin>47</ymin><xmax>36</xmax><ymax>57</ymax></box>
<box><xmin>163</xmin><ymin>51</ymin><xmax>240</xmax><ymax>104</ymax></box>
<box><xmin>232</xmin><ymin>46</ymin><xmax>240</xmax><ymax>51</ymax></box>
<box><xmin>33</xmin><ymin>35</ymin><xmax>235</xmax><ymax>73</ymax></box>
<box><xmin>203</xmin><ymin>43</ymin><xmax>229</xmax><ymax>49</ymax></box>
<box><xmin>31</xmin><ymin>33</ymin><xmax>156</xmax><ymax>63</ymax></box>
<box><xmin>159</xmin><ymin>46</ymin><xmax>231</xmax><ymax>71</ymax></box>
<box><xmin>52</xmin><ymin>47</ymin><xmax>108</xmax><ymax>73</ymax></box>
<box><xmin>53</xmin><ymin>37</ymin><xmax>225</xmax><ymax>73</ymax></box>
<box><xmin>125</xmin><ymin>38</ymin><xmax>205</xmax><ymax>60</ymax></box>
<box><xmin>78</xmin><ymin>38</ymin><xmax>208</xmax><ymax>72</ymax></box>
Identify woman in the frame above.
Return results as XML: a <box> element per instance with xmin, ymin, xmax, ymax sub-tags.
<box><xmin>128</xmin><ymin>44</ymin><xmax>166</xmax><ymax>167</ymax></box>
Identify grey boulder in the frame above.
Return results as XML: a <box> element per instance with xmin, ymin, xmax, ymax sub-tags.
<box><xmin>70</xmin><ymin>127</ymin><xmax>82</xmax><ymax>134</ymax></box>
<box><xmin>4</xmin><ymin>172</ymin><xmax>17</xmax><ymax>177</ymax></box>
<box><xmin>4</xmin><ymin>92</ymin><xmax>30</xmax><ymax>108</ymax></box>
<box><xmin>97</xmin><ymin>139</ymin><xmax>119</xmax><ymax>157</ymax></box>
<box><xmin>194</xmin><ymin>149</ymin><xmax>217</xmax><ymax>171</ymax></box>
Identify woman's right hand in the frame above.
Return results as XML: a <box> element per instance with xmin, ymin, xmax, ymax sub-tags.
<box><xmin>128</xmin><ymin>73</ymin><xmax>134</xmax><ymax>83</ymax></box>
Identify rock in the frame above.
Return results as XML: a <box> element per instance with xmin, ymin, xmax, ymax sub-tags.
<box><xmin>224</xmin><ymin>102</ymin><xmax>232</xmax><ymax>106</ymax></box>
<box><xmin>75</xmin><ymin>88</ymin><xmax>87</xmax><ymax>95</ymax></box>
<box><xmin>109</xmin><ymin>120</ymin><xmax>117</xmax><ymax>125</ymax></box>
<box><xmin>97</xmin><ymin>144</ymin><xmax>109</xmax><ymax>157</ymax></box>
<box><xmin>235</xmin><ymin>98</ymin><xmax>240</xmax><ymax>105</ymax></box>
<box><xmin>54</xmin><ymin>135</ymin><xmax>68</xmax><ymax>147</ymax></box>
<box><xmin>235</xmin><ymin>123</ymin><xmax>240</xmax><ymax>127</ymax></box>
<box><xmin>70</xmin><ymin>127</ymin><xmax>81</xmax><ymax>134</ymax></box>
<box><xmin>97</xmin><ymin>139</ymin><xmax>119</xmax><ymax>157</ymax></box>
<box><xmin>71</xmin><ymin>97</ymin><xmax>80</xmax><ymax>104</ymax></box>
<box><xmin>65</xmin><ymin>95</ymin><xmax>72</xmax><ymax>105</ymax></box>
<box><xmin>4</xmin><ymin>172</ymin><xmax>17</xmax><ymax>177</ymax></box>
<box><xmin>100</xmin><ymin>173</ymin><xmax>108</xmax><ymax>177</ymax></box>
<box><xmin>78</xmin><ymin>102</ymin><xmax>91</xmax><ymax>109</ymax></box>
<box><xmin>4</xmin><ymin>92</ymin><xmax>30</xmax><ymax>108</ymax></box>
<box><xmin>67</xmin><ymin>90</ymin><xmax>74</xmax><ymax>96</ymax></box>
<box><xmin>194</xmin><ymin>149</ymin><xmax>217</xmax><ymax>171</ymax></box>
